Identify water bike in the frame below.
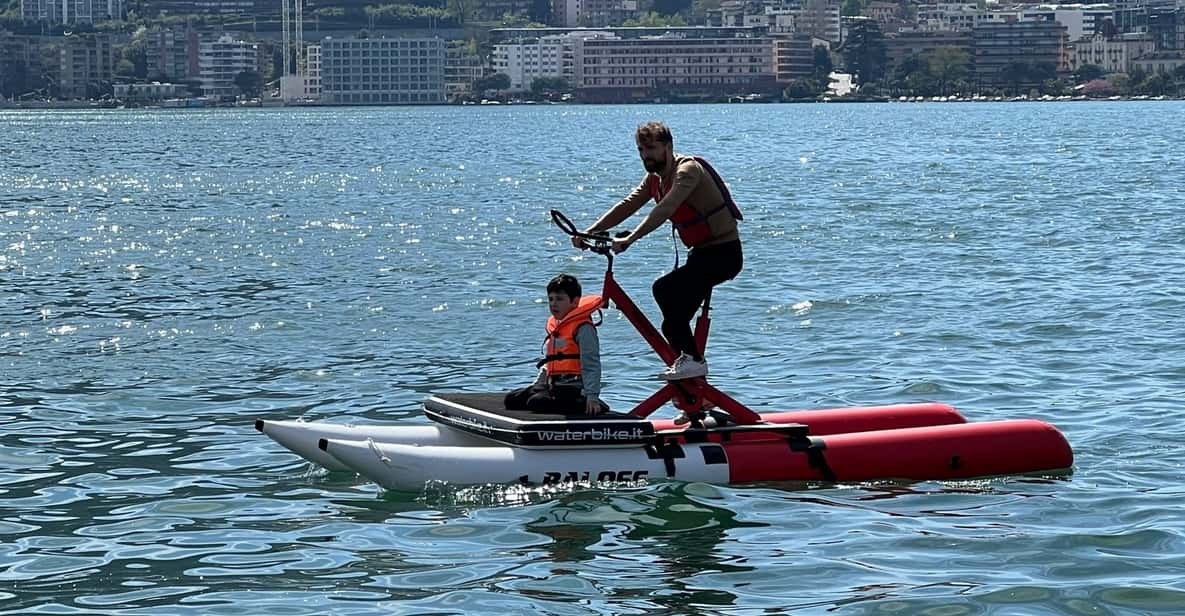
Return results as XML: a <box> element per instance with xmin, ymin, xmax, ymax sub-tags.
<box><xmin>257</xmin><ymin>211</ymin><xmax>1073</xmax><ymax>491</ymax></box>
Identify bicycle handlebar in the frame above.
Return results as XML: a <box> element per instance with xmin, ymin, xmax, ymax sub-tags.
<box><xmin>551</xmin><ymin>209</ymin><xmax>615</xmax><ymax>255</ymax></box>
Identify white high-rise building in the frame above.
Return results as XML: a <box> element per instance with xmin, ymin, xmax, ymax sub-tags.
<box><xmin>198</xmin><ymin>34</ymin><xmax>259</xmax><ymax>98</ymax></box>
<box><xmin>492</xmin><ymin>31</ymin><xmax>615</xmax><ymax>91</ymax></box>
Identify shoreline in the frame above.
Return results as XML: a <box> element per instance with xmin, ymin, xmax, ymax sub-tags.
<box><xmin>2</xmin><ymin>94</ymin><xmax>1182</xmax><ymax>110</ymax></box>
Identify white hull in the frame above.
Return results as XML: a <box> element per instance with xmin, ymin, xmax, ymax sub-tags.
<box><xmin>320</xmin><ymin>437</ymin><xmax>731</xmax><ymax>492</ymax></box>
<box><xmin>255</xmin><ymin>419</ymin><xmax>491</xmax><ymax>471</ymax></box>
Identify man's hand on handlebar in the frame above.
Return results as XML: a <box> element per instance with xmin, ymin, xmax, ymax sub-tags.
<box><xmin>611</xmin><ymin>233</ymin><xmax>633</xmax><ymax>254</ymax></box>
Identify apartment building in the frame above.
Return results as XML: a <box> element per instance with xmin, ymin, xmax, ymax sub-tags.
<box><xmin>973</xmin><ymin>20</ymin><xmax>1068</xmax><ymax>87</ymax></box>
<box><xmin>884</xmin><ymin>29</ymin><xmax>972</xmax><ymax>73</ymax></box>
<box><xmin>146</xmin><ymin>28</ymin><xmax>199</xmax><ymax>81</ymax></box>
<box><xmin>1016</xmin><ymin>5</ymin><xmax>1115</xmax><ymax>41</ymax></box>
<box><xmin>552</xmin><ymin>0</ymin><xmax>640</xmax><ymax>28</ymax></box>
<box><xmin>1067</xmin><ymin>32</ymin><xmax>1153</xmax><ymax>73</ymax></box>
<box><xmin>1148</xmin><ymin>8</ymin><xmax>1185</xmax><ymax>50</ymax></box>
<box><xmin>1</xmin><ymin>32</ymin><xmax>52</xmax><ymax>99</ymax></box>
<box><xmin>772</xmin><ymin>33</ymin><xmax>815</xmax><ymax>82</ymax></box>
<box><xmin>445</xmin><ymin>40</ymin><xmax>483</xmax><ymax>99</ymax></box>
<box><xmin>198</xmin><ymin>34</ymin><xmax>259</xmax><ymax>98</ymax></box>
<box><xmin>915</xmin><ymin>2</ymin><xmax>983</xmax><ymax>32</ymax></box>
<box><xmin>21</xmin><ymin>0</ymin><xmax>123</xmax><ymax>24</ymax></box>
<box><xmin>318</xmin><ymin>37</ymin><xmax>445</xmax><ymax>105</ymax></box>
<box><xmin>572</xmin><ymin>33</ymin><xmax>774</xmax><ymax>101</ymax></box>
<box><xmin>1132</xmin><ymin>51</ymin><xmax>1185</xmax><ymax>73</ymax></box>
<box><xmin>58</xmin><ymin>33</ymin><xmax>113</xmax><ymax>99</ymax></box>
<box><xmin>492</xmin><ymin>31</ymin><xmax>618</xmax><ymax>91</ymax></box>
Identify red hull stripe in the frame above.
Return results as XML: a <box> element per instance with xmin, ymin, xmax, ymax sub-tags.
<box><xmin>724</xmin><ymin>419</ymin><xmax>1073</xmax><ymax>483</ymax></box>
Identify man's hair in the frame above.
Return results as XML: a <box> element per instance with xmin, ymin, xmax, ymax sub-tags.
<box><xmin>636</xmin><ymin>121</ymin><xmax>673</xmax><ymax>146</ymax></box>
<box><xmin>547</xmin><ymin>274</ymin><xmax>582</xmax><ymax>300</ymax></box>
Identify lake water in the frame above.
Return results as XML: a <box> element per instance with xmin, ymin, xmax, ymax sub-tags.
<box><xmin>2</xmin><ymin>101</ymin><xmax>1185</xmax><ymax>614</ymax></box>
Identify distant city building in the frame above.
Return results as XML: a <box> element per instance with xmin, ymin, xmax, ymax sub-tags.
<box><xmin>1</xmin><ymin>32</ymin><xmax>52</xmax><ymax>99</ymax></box>
<box><xmin>317</xmin><ymin>37</ymin><xmax>445</xmax><ymax>105</ymax></box>
<box><xmin>884</xmin><ymin>29</ymin><xmax>972</xmax><ymax>73</ymax></box>
<box><xmin>280</xmin><ymin>43</ymin><xmax>321</xmax><ymax>101</ymax></box>
<box><xmin>972</xmin><ymin>20</ymin><xmax>1068</xmax><ymax>88</ymax></box>
<box><xmin>914</xmin><ymin>1</ymin><xmax>982</xmax><ymax>32</ymax></box>
<box><xmin>863</xmin><ymin>1</ymin><xmax>899</xmax><ymax>25</ymax></box>
<box><xmin>305</xmin><ymin>44</ymin><xmax>322</xmax><ymax>97</ymax></box>
<box><xmin>1067</xmin><ymin>32</ymin><xmax>1153</xmax><ymax>73</ymax></box>
<box><xmin>1131</xmin><ymin>51</ymin><xmax>1185</xmax><ymax>73</ymax></box>
<box><xmin>552</xmin><ymin>0</ymin><xmax>639</xmax><ymax>27</ymax></box>
<box><xmin>474</xmin><ymin>0</ymin><xmax>535</xmax><ymax>22</ymax></box>
<box><xmin>792</xmin><ymin>0</ymin><xmax>842</xmax><ymax>43</ymax></box>
<box><xmin>493</xmin><ymin>31</ymin><xmax>615</xmax><ymax>91</ymax></box>
<box><xmin>571</xmin><ymin>33</ymin><xmax>774</xmax><ymax>102</ymax></box>
<box><xmin>1016</xmin><ymin>5</ymin><xmax>1115</xmax><ymax>41</ymax></box>
<box><xmin>59</xmin><ymin>33</ymin><xmax>114</xmax><ymax>99</ymax></box>
<box><xmin>444</xmin><ymin>40</ymin><xmax>485</xmax><ymax>99</ymax></box>
<box><xmin>145</xmin><ymin>27</ymin><xmax>199</xmax><ymax>81</ymax></box>
<box><xmin>21</xmin><ymin>0</ymin><xmax>124</xmax><ymax>24</ymax></box>
<box><xmin>141</xmin><ymin>0</ymin><xmax>270</xmax><ymax>16</ymax></box>
<box><xmin>771</xmin><ymin>33</ymin><xmax>816</xmax><ymax>82</ymax></box>
<box><xmin>197</xmin><ymin>34</ymin><xmax>259</xmax><ymax>98</ymax></box>
<box><xmin>491</xmin><ymin>26</ymin><xmax>769</xmax><ymax>43</ymax></box>
<box><xmin>1148</xmin><ymin>7</ymin><xmax>1185</xmax><ymax>50</ymax></box>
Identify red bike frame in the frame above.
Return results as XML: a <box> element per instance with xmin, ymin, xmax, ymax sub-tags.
<box><xmin>554</xmin><ymin>210</ymin><xmax>760</xmax><ymax>425</ymax></box>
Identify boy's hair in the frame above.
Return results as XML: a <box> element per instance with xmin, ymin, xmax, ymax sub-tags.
<box><xmin>636</xmin><ymin>121</ymin><xmax>673</xmax><ymax>146</ymax></box>
<box><xmin>547</xmin><ymin>274</ymin><xmax>582</xmax><ymax>300</ymax></box>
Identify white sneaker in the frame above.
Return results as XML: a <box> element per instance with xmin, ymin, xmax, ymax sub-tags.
<box><xmin>658</xmin><ymin>353</ymin><xmax>708</xmax><ymax>381</ymax></box>
<box><xmin>673</xmin><ymin>411</ymin><xmax>719</xmax><ymax>428</ymax></box>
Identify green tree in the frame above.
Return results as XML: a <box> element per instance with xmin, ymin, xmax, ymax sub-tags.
<box><xmin>1137</xmin><ymin>72</ymin><xmax>1168</xmax><ymax>96</ymax></box>
<box><xmin>445</xmin><ymin>0</ymin><xmax>477</xmax><ymax>25</ymax></box>
<box><xmin>691</xmin><ymin>0</ymin><xmax>721</xmax><ymax>23</ymax></box>
<box><xmin>841</xmin><ymin>19</ymin><xmax>886</xmax><ymax>85</ymax></box>
<box><xmin>623</xmin><ymin>11</ymin><xmax>687</xmax><ymax>26</ymax></box>
<box><xmin>116</xmin><ymin>58</ymin><xmax>136</xmax><ymax>77</ymax></box>
<box><xmin>1073</xmin><ymin>63</ymin><xmax>1105</xmax><ymax>83</ymax></box>
<box><xmin>1173</xmin><ymin>64</ymin><xmax>1185</xmax><ymax>95</ymax></box>
<box><xmin>474</xmin><ymin>72</ymin><xmax>510</xmax><ymax>92</ymax></box>
<box><xmin>926</xmin><ymin>46</ymin><xmax>968</xmax><ymax>96</ymax></box>
<box><xmin>530</xmin><ymin>76</ymin><xmax>569</xmax><ymax>93</ymax></box>
<box><xmin>653</xmin><ymin>0</ymin><xmax>691</xmax><ymax>14</ymax></box>
<box><xmin>812</xmin><ymin>45</ymin><xmax>833</xmax><ymax>84</ymax></box>
<box><xmin>1108</xmin><ymin>72</ymin><xmax>1130</xmax><ymax>95</ymax></box>
<box><xmin>841</xmin><ymin>0</ymin><xmax>863</xmax><ymax>16</ymax></box>
<box><xmin>783</xmin><ymin>78</ymin><xmax>820</xmax><ymax>100</ymax></box>
<box><xmin>234</xmin><ymin>70</ymin><xmax>263</xmax><ymax>97</ymax></box>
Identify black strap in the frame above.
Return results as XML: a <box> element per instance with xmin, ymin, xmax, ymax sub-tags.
<box><xmin>645</xmin><ymin>439</ymin><xmax>683</xmax><ymax>478</ymax></box>
<box><xmin>790</xmin><ymin>436</ymin><xmax>837</xmax><ymax>482</ymax></box>
<box><xmin>535</xmin><ymin>352</ymin><xmax>579</xmax><ymax>369</ymax></box>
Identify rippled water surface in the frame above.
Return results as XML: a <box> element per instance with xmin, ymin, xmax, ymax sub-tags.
<box><xmin>3</xmin><ymin>102</ymin><xmax>1185</xmax><ymax>614</ymax></box>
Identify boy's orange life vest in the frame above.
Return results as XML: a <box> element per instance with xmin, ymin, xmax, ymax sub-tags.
<box><xmin>538</xmin><ymin>295</ymin><xmax>603</xmax><ymax>376</ymax></box>
<box><xmin>648</xmin><ymin>155</ymin><xmax>743</xmax><ymax>248</ymax></box>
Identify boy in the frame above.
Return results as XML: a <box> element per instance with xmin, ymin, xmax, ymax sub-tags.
<box><xmin>505</xmin><ymin>274</ymin><xmax>608</xmax><ymax>415</ymax></box>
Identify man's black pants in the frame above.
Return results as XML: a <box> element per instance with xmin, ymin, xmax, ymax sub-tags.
<box><xmin>652</xmin><ymin>239</ymin><xmax>743</xmax><ymax>360</ymax></box>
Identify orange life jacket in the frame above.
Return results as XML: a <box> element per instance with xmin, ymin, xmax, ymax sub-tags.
<box><xmin>648</xmin><ymin>155</ymin><xmax>743</xmax><ymax>248</ymax></box>
<box><xmin>539</xmin><ymin>295</ymin><xmax>603</xmax><ymax>377</ymax></box>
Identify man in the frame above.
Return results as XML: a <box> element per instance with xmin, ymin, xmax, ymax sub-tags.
<box><xmin>574</xmin><ymin>121</ymin><xmax>743</xmax><ymax>381</ymax></box>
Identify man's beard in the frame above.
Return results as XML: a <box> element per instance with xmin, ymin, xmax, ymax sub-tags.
<box><xmin>643</xmin><ymin>157</ymin><xmax>664</xmax><ymax>173</ymax></box>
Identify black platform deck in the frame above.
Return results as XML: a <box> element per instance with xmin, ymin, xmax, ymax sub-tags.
<box><xmin>424</xmin><ymin>393</ymin><xmax>656</xmax><ymax>448</ymax></box>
